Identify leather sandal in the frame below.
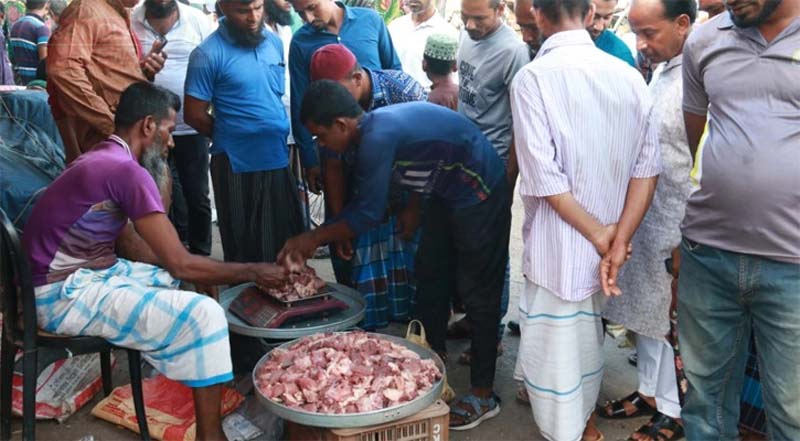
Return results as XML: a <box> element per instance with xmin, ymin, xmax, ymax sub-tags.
<box><xmin>648</xmin><ymin>413</ymin><xmax>685</xmax><ymax>441</ymax></box>
<box><xmin>597</xmin><ymin>391</ymin><xmax>657</xmax><ymax>419</ymax></box>
<box><xmin>628</xmin><ymin>413</ymin><xmax>685</xmax><ymax>441</ymax></box>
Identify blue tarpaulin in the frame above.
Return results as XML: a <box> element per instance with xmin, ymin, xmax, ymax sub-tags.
<box><xmin>0</xmin><ymin>90</ymin><xmax>65</xmax><ymax>229</ymax></box>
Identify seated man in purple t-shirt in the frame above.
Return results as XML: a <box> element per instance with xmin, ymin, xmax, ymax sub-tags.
<box><xmin>22</xmin><ymin>82</ymin><xmax>287</xmax><ymax>441</ymax></box>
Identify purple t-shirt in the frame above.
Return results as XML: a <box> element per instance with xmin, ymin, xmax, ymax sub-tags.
<box><xmin>23</xmin><ymin>139</ymin><xmax>164</xmax><ymax>286</ymax></box>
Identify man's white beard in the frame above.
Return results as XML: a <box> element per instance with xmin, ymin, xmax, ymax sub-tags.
<box><xmin>141</xmin><ymin>141</ymin><xmax>169</xmax><ymax>194</ymax></box>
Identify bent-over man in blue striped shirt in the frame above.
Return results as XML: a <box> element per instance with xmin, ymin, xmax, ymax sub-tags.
<box><xmin>279</xmin><ymin>80</ymin><xmax>510</xmax><ymax>431</ymax></box>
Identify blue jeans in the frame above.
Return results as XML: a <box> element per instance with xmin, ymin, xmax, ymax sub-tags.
<box><xmin>677</xmin><ymin>238</ymin><xmax>800</xmax><ymax>440</ymax></box>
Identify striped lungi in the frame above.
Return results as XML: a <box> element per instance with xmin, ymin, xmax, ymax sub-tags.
<box><xmin>34</xmin><ymin>259</ymin><xmax>233</xmax><ymax>387</ymax></box>
<box><xmin>352</xmin><ymin>215</ymin><xmax>420</xmax><ymax>330</ymax></box>
<box><xmin>210</xmin><ymin>153</ymin><xmax>304</xmax><ymax>263</ymax></box>
<box><xmin>518</xmin><ymin>281</ymin><xmax>604</xmax><ymax>441</ymax></box>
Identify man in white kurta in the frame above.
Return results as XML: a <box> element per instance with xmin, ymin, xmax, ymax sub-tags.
<box><xmin>601</xmin><ymin>1</ymin><xmax>696</xmax><ymax>439</ymax></box>
<box><xmin>388</xmin><ymin>0</ymin><xmax>457</xmax><ymax>89</ymax></box>
<box><xmin>509</xmin><ymin>2</ymin><xmax>661</xmax><ymax>440</ymax></box>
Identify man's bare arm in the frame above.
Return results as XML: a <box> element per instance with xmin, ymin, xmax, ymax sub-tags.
<box><xmin>184</xmin><ymin>95</ymin><xmax>214</xmax><ymax>138</ymax></box>
<box><xmin>116</xmin><ymin>223</ymin><xmax>159</xmax><ymax>265</ymax></box>
<box><xmin>133</xmin><ymin>212</ymin><xmax>286</xmax><ymax>287</ymax></box>
<box><xmin>601</xmin><ymin>176</ymin><xmax>659</xmax><ymax>296</ymax></box>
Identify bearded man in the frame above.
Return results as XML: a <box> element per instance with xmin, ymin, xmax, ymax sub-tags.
<box><xmin>678</xmin><ymin>0</ymin><xmax>800</xmax><ymax>438</ymax></box>
<box><xmin>185</xmin><ymin>0</ymin><xmax>304</xmax><ymax>264</ymax></box>
<box><xmin>132</xmin><ymin>0</ymin><xmax>215</xmax><ymax>257</ymax></box>
<box><xmin>22</xmin><ymin>82</ymin><xmax>288</xmax><ymax>441</ymax></box>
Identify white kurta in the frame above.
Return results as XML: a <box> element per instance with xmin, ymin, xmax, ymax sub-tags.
<box><xmin>603</xmin><ymin>53</ymin><xmax>693</xmax><ymax>340</ymax></box>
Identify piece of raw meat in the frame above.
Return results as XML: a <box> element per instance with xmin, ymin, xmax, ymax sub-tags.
<box><xmin>258</xmin><ymin>265</ymin><xmax>327</xmax><ymax>302</ymax></box>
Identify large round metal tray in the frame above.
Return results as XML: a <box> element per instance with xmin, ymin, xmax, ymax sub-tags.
<box><xmin>252</xmin><ymin>332</ymin><xmax>445</xmax><ymax>428</ymax></box>
<box><xmin>221</xmin><ymin>283</ymin><xmax>365</xmax><ymax>340</ymax></box>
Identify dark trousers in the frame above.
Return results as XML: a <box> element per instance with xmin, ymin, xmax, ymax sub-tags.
<box><xmin>210</xmin><ymin>153</ymin><xmax>304</xmax><ymax>263</ymax></box>
<box><xmin>168</xmin><ymin>134</ymin><xmax>212</xmax><ymax>255</ymax></box>
<box><xmin>415</xmin><ymin>183</ymin><xmax>511</xmax><ymax>389</ymax></box>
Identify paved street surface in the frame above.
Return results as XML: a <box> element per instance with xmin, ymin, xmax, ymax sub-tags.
<box><xmin>11</xmin><ymin>192</ymin><xmax>651</xmax><ymax>440</ymax></box>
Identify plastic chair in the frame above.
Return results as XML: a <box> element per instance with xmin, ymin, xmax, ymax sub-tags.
<box><xmin>0</xmin><ymin>208</ymin><xmax>150</xmax><ymax>441</ymax></box>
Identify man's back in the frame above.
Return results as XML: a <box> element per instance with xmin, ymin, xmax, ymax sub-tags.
<box><xmin>511</xmin><ymin>29</ymin><xmax>660</xmax><ymax>300</ymax></box>
<box><xmin>9</xmin><ymin>12</ymin><xmax>50</xmax><ymax>83</ymax></box>
<box><xmin>23</xmin><ymin>140</ymin><xmax>163</xmax><ymax>287</ymax></box>
<box><xmin>357</xmin><ymin>102</ymin><xmax>504</xmax><ymax>210</ymax></box>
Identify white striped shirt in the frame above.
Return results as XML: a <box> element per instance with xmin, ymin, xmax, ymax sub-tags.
<box><xmin>510</xmin><ymin>30</ymin><xmax>661</xmax><ymax>302</ymax></box>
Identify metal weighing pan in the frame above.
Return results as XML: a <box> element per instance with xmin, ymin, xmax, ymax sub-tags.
<box><xmin>252</xmin><ymin>332</ymin><xmax>445</xmax><ymax>428</ymax></box>
<box><xmin>221</xmin><ymin>283</ymin><xmax>366</xmax><ymax>340</ymax></box>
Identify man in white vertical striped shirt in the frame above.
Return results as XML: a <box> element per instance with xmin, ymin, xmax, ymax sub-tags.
<box><xmin>509</xmin><ymin>0</ymin><xmax>661</xmax><ymax>439</ymax></box>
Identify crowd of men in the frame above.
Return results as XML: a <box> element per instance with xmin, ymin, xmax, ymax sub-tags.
<box><xmin>4</xmin><ymin>0</ymin><xmax>797</xmax><ymax>439</ymax></box>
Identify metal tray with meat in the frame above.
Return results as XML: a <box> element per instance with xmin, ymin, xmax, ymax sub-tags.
<box><xmin>253</xmin><ymin>332</ymin><xmax>445</xmax><ymax>428</ymax></box>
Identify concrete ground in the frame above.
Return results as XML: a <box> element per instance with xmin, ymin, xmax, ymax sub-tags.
<box><xmin>10</xmin><ymin>192</ymin><xmax>652</xmax><ymax>440</ymax></box>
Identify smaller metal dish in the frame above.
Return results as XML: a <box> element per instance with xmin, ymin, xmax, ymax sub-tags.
<box><xmin>252</xmin><ymin>332</ymin><xmax>445</xmax><ymax>428</ymax></box>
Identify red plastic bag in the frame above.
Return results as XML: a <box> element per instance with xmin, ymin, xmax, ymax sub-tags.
<box><xmin>91</xmin><ymin>375</ymin><xmax>244</xmax><ymax>441</ymax></box>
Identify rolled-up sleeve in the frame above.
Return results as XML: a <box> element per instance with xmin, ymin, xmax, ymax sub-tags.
<box><xmin>681</xmin><ymin>36</ymin><xmax>708</xmax><ymax>116</ymax></box>
<box><xmin>510</xmin><ymin>69</ymin><xmax>570</xmax><ymax>197</ymax></box>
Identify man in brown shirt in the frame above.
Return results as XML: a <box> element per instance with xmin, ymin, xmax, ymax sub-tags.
<box><xmin>47</xmin><ymin>0</ymin><xmax>166</xmax><ymax>163</ymax></box>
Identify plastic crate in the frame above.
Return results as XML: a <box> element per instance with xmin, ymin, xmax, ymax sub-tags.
<box><xmin>287</xmin><ymin>399</ymin><xmax>450</xmax><ymax>441</ymax></box>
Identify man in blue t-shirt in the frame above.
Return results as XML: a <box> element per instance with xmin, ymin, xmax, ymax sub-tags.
<box><xmin>587</xmin><ymin>0</ymin><xmax>636</xmax><ymax>66</ymax></box>
<box><xmin>9</xmin><ymin>0</ymin><xmax>51</xmax><ymax>85</ymax></box>
<box><xmin>184</xmin><ymin>0</ymin><xmax>304</xmax><ymax>263</ymax></box>
<box><xmin>279</xmin><ymin>80</ymin><xmax>511</xmax><ymax>431</ymax></box>
<box><xmin>286</xmin><ymin>0</ymin><xmax>401</xmax><ymax>192</ymax></box>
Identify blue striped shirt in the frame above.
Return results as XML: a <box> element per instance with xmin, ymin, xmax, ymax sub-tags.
<box><xmin>9</xmin><ymin>13</ymin><xmax>50</xmax><ymax>84</ymax></box>
<box><xmin>336</xmin><ymin>102</ymin><xmax>504</xmax><ymax>235</ymax></box>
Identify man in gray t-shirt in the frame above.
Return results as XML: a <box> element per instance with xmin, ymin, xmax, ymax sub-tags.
<box><xmin>457</xmin><ymin>0</ymin><xmax>530</xmax><ymax>164</ymax></box>
<box><xmin>450</xmin><ymin>0</ymin><xmax>529</xmax><ymax>378</ymax></box>
<box><xmin>678</xmin><ymin>2</ymin><xmax>800</xmax><ymax>440</ymax></box>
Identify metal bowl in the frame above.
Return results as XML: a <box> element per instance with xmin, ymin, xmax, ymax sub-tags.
<box><xmin>252</xmin><ymin>332</ymin><xmax>445</xmax><ymax>428</ymax></box>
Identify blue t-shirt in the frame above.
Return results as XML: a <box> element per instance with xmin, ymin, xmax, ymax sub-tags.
<box><xmin>336</xmin><ymin>102</ymin><xmax>504</xmax><ymax>235</ymax></box>
<box><xmin>185</xmin><ymin>19</ymin><xmax>290</xmax><ymax>173</ymax></box>
<box><xmin>289</xmin><ymin>2</ymin><xmax>401</xmax><ymax>167</ymax></box>
<box><xmin>595</xmin><ymin>30</ymin><xmax>636</xmax><ymax>67</ymax></box>
<box><xmin>9</xmin><ymin>13</ymin><xmax>50</xmax><ymax>84</ymax></box>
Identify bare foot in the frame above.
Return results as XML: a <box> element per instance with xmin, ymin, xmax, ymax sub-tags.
<box><xmin>583</xmin><ymin>412</ymin><xmax>603</xmax><ymax>441</ymax></box>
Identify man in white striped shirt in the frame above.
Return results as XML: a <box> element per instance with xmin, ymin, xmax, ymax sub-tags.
<box><xmin>509</xmin><ymin>0</ymin><xmax>661</xmax><ymax>439</ymax></box>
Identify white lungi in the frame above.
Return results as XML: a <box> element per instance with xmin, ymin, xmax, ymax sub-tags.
<box><xmin>34</xmin><ymin>259</ymin><xmax>233</xmax><ymax>387</ymax></box>
<box><xmin>518</xmin><ymin>281</ymin><xmax>604</xmax><ymax>441</ymax></box>
<box><xmin>636</xmin><ymin>333</ymin><xmax>681</xmax><ymax>418</ymax></box>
